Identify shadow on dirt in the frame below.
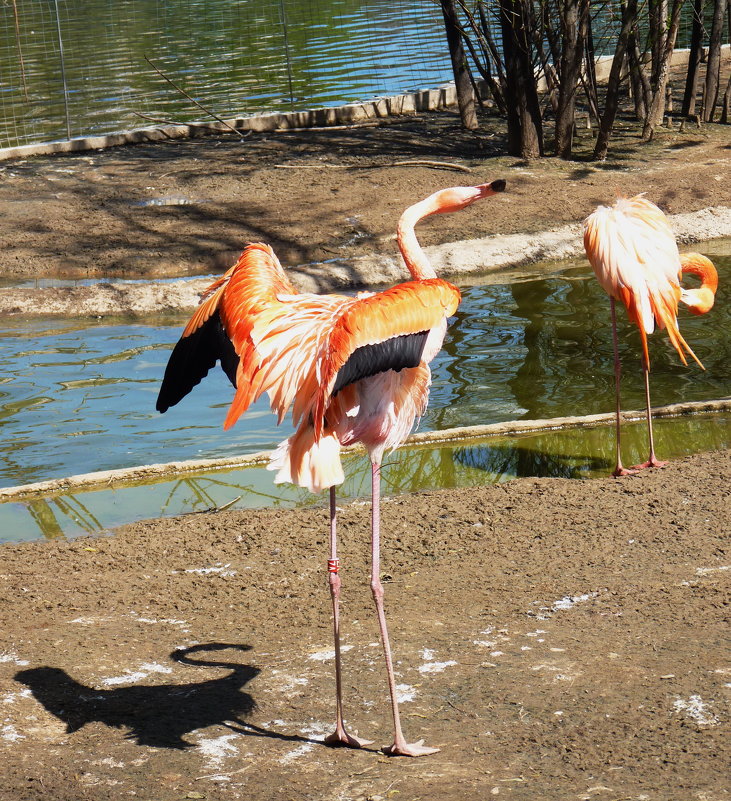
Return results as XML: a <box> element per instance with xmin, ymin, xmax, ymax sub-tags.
<box><xmin>14</xmin><ymin>642</ymin><xmax>318</xmax><ymax>750</ymax></box>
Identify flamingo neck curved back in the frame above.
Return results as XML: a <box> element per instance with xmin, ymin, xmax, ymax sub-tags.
<box><xmin>396</xmin><ymin>184</ymin><xmax>498</xmax><ymax>280</ymax></box>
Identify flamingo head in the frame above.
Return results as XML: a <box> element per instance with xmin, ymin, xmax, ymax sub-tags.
<box><xmin>680</xmin><ymin>253</ymin><xmax>718</xmax><ymax>315</ymax></box>
<box><xmin>429</xmin><ymin>179</ymin><xmax>506</xmax><ymax>215</ymax></box>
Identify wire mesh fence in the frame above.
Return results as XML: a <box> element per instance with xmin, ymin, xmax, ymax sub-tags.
<box><xmin>0</xmin><ymin>0</ymin><xmax>452</xmax><ymax>149</ymax></box>
<box><xmin>0</xmin><ymin>1</ymin><xmax>727</xmax><ymax>151</ymax></box>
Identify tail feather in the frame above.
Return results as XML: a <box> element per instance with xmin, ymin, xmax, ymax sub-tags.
<box><xmin>268</xmin><ymin>428</ymin><xmax>344</xmax><ymax>493</ymax></box>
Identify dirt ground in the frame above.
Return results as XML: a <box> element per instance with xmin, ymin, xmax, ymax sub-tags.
<box><xmin>0</xmin><ymin>105</ymin><xmax>730</xmax><ymax>800</ymax></box>
<box><xmin>0</xmin><ymin>451</ymin><xmax>729</xmax><ymax>801</ymax></box>
<box><xmin>0</xmin><ymin>108</ymin><xmax>730</xmax><ymax>284</ymax></box>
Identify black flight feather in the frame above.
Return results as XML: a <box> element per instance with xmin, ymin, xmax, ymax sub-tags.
<box><xmin>156</xmin><ymin>310</ymin><xmax>239</xmax><ymax>413</ymax></box>
<box><xmin>332</xmin><ymin>330</ymin><xmax>429</xmax><ymax>395</ymax></box>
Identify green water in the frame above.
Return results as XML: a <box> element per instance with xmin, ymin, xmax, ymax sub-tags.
<box><xmin>0</xmin><ymin>0</ymin><xmax>450</xmax><ymax>148</ymax></box>
<box><xmin>2</xmin><ymin>414</ymin><xmax>729</xmax><ymax>543</ymax></box>
<box><xmin>1</xmin><ymin>245</ymin><xmax>729</xmax><ymax>542</ymax></box>
<box><xmin>1</xmin><ymin>249</ymin><xmax>728</xmax><ymax>492</ymax></box>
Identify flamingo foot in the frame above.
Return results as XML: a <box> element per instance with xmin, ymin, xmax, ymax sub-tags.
<box><xmin>611</xmin><ymin>465</ymin><xmax>640</xmax><ymax>477</ymax></box>
<box><xmin>324</xmin><ymin>726</ymin><xmax>373</xmax><ymax>749</ymax></box>
<box><xmin>631</xmin><ymin>456</ymin><xmax>669</xmax><ymax>470</ymax></box>
<box><xmin>382</xmin><ymin>738</ymin><xmax>440</xmax><ymax>757</ymax></box>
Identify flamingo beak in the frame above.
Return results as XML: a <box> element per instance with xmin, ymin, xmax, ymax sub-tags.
<box><xmin>477</xmin><ymin>179</ymin><xmax>506</xmax><ymax>197</ymax></box>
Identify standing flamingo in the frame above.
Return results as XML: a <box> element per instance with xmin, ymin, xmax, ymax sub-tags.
<box><xmin>583</xmin><ymin>194</ymin><xmax>718</xmax><ymax>476</ymax></box>
<box><xmin>156</xmin><ymin>179</ymin><xmax>506</xmax><ymax>756</ymax></box>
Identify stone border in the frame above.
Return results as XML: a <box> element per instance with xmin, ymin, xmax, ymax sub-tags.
<box><xmin>1</xmin><ymin>204</ymin><xmax>729</xmax><ymax>316</ymax></box>
<box><xmin>0</xmin><ymin>84</ymin><xmax>459</xmax><ymax>162</ymax></box>
<box><xmin>1</xmin><ymin>397</ymin><xmax>728</xmax><ymax>502</ymax></box>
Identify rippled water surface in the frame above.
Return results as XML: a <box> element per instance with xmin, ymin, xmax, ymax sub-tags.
<box><xmin>1</xmin><ymin>250</ymin><xmax>728</xmax><ymax>493</ymax></box>
<box><xmin>0</xmin><ymin>0</ymin><xmax>452</xmax><ymax>148</ymax></box>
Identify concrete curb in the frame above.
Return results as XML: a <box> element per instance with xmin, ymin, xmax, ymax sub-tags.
<box><xmin>1</xmin><ymin>205</ymin><xmax>729</xmax><ymax>316</ymax></box>
<box><xmin>2</xmin><ymin>46</ymin><xmax>727</xmax><ymax>162</ymax></box>
<box><xmin>0</xmin><ymin>85</ymin><xmax>459</xmax><ymax>162</ymax></box>
<box><xmin>1</xmin><ymin>397</ymin><xmax>728</xmax><ymax>501</ymax></box>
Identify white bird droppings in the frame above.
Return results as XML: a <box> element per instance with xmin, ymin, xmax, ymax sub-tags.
<box><xmin>308</xmin><ymin>645</ymin><xmax>353</xmax><ymax>661</ymax></box>
<box><xmin>194</xmin><ymin>732</ymin><xmax>241</xmax><ymax>769</ymax></box>
<box><xmin>1</xmin><ymin>724</ymin><xmax>25</xmax><ymax>743</ymax></box>
<box><xmin>395</xmin><ymin>683</ymin><xmax>416</xmax><ymax>703</ymax></box>
<box><xmin>0</xmin><ymin>652</ymin><xmax>29</xmax><ymax>667</ymax></box>
<box><xmin>673</xmin><ymin>695</ymin><xmax>719</xmax><ymax>726</ymax></box>
<box><xmin>100</xmin><ymin>662</ymin><xmax>173</xmax><ymax>686</ymax></box>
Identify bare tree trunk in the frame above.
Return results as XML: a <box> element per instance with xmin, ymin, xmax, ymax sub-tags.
<box><xmin>499</xmin><ymin>0</ymin><xmax>544</xmax><ymax>158</ymax></box>
<box><xmin>594</xmin><ymin>0</ymin><xmax>637</xmax><ymax>160</ymax></box>
<box><xmin>703</xmin><ymin>0</ymin><xmax>727</xmax><ymax>121</ymax></box>
<box><xmin>721</xmin><ymin>73</ymin><xmax>731</xmax><ymax>123</ymax></box>
<box><xmin>440</xmin><ymin>0</ymin><xmax>478</xmax><ymax>130</ymax></box>
<box><xmin>642</xmin><ymin>0</ymin><xmax>684</xmax><ymax>139</ymax></box>
<box><xmin>583</xmin><ymin>12</ymin><xmax>600</xmax><ymax>122</ymax></box>
<box><xmin>555</xmin><ymin>0</ymin><xmax>589</xmax><ymax>158</ymax></box>
<box><xmin>682</xmin><ymin>0</ymin><xmax>705</xmax><ymax>116</ymax></box>
<box><xmin>649</xmin><ymin>0</ymin><xmax>669</xmax><ymax>89</ymax></box>
<box><xmin>627</xmin><ymin>23</ymin><xmax>651</xmax><ymax>120</ymax></box>
<box><xmin>453</xmin><ymin>0</ymin><xmax>507</xmax><ymax>113</ymax></box>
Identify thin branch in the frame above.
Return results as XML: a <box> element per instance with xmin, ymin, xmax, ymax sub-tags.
<box><xmin>274</xmin><ymin>160</ymin><xmax>472</xmax><ymax>172</ymax></box>
<box><xmin>144</xmin><ymin>55</ymin><xmax>246</xmax><ymax>140</ymax></box>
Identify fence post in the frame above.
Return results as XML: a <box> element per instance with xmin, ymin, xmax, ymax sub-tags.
<box><xmin>52</xmin><ymin>0</ymin><xmax>72</xmax><ymax>140</ymax></box>
<box><xmin>278</xmin><ymin>0</ymin><xmax>295</xmax><ymax>110</ymax></box>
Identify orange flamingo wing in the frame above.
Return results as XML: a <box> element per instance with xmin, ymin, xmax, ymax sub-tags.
<box><xmin>225</xmin><ymin>277</ymin><xmax>459</xmax><ymax>438</ymax></box>
<box><xmin>312</xmin><ymin>278</ymin><xmax>461</xmax><ymax>436</ymax></box>
<box><xmin>156</xmin><ymin>243</ymin><xmax>297</xmax><ymax>414</ymax></box>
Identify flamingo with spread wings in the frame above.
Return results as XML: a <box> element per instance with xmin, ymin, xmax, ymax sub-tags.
<box><xmin>583</xmin><ymin>194</ymin><xmax>718</xmax><ymax>476</ymax></box>
<box><xmin>157</xmin><ymin>179</ymin><xmax>506</xmax><ymax>756</ymax></box>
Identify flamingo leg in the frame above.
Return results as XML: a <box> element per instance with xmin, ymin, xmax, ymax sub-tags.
<box><xmin>631</xmin><ymin>366</ymin><xmax>668</xmax><ymax>470</ymax></box>
<box><xmin>610</xmin><ymin>298</ymin><xmax>638</xmax><ymax>477</ymax></box>
<box><xmin>369</xmin><ymin>461</ymin><xmax>439</xmax><ymax>757</ymax></box>
<box><xmin>324</xmin><ymin>486</ymin><xmax>373</xmax><ymax>749</ymax></box>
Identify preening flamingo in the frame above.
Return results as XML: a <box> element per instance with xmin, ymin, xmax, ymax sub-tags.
<box><xmin>157</xmin><ymin>179</ymin><xmax>506</xmax><ymax>756</ymax></box>
<box><xmin>583</xmin><ymin>194</ymin><xmax>718</xmax><ymax>476</ymax></box>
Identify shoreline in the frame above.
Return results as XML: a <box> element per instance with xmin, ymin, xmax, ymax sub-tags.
<box><xmin>1</xmin><ymin>205</ymin><xmax>729</xmax><ymax>317</ymax></box>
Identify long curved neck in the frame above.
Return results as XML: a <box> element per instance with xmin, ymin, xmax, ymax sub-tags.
<box><xmin>396</xmin><ymin>195</ymin><xmax>442</xmax><ymax>280</ymax></box>
<box><xmin>680</xmin><ymin>253</ymin><xmax>718</xmax><ymax>315</ymax></box>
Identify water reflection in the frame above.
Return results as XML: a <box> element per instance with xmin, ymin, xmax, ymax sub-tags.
<box><xmin>3</xmin><ymin>413</ymin><xmax>729</xmax><ymax>543</ymax></box>
<box><xmin>441</xmin><ymin>251</ymin><xmax>730</xmax><ymax>429</ymax></box>
<box><xmin>0</xmin><ymin>0</ymin><xmax>452</xmax><ymax>148</ymax></box>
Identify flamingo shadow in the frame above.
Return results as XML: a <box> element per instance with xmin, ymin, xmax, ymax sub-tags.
<box><xmin>14</xmin><ymin>643</ymin><xmax>318</xmax><ymax>750</ymax></box>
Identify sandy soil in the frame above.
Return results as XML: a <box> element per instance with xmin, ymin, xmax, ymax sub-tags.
<box><xmin>0</xmin><ymin>105</ymin><xmax>730</xmax><ymax>800</ymax></box>
<box><xmin>0</xmin><ymin>110</ymin><xmax>730</xmax><ymax>287</ymax></box>
<box><xmin>0</xmin><ymin>451</ymin><xmax>729</xmax><ymax>801</ymax></box>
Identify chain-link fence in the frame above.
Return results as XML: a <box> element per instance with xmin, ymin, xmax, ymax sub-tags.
<box><xmin>1</xmin><ymin>1</ymin><xmax>727</xmax><ymax>151</ymax></box>
<box><xmin>0</xmin><ymin>0</ymin><xmax>452</xmax><ymax>149</ymax></box>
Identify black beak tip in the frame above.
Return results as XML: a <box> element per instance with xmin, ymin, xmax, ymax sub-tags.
<box><xmin>490</xmin><ymin>179</ymin><xmax>506</xmax><ymax>193</ymax></box>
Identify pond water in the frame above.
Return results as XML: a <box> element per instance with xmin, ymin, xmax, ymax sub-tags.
<box><xmin>1</xmin><ymin>249</ymin><xmax>728</xmax><ymax>496</ymax></box>
<box><xmin>0</xmin><ymin>0</ymin><xmax>709</xmax><ymax>149</ymax></box>
<box><xmin>1</xmin><ymin>413</ymin><xmax>729</xmax><ymax>543</ymax></box>
<box><xmin>0</xmin><ymin>0</ymin><xmax>453</xmax><ymax>148</ymax></box>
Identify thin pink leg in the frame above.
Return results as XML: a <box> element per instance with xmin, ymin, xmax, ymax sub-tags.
<box><xmin>369</xmin><ymin>461</ymin><xmax>439</xmax><ymax>757</ymax></box>
<box><xmin>324</xmin><ymin>486</ymin><xmax>373</xmax><ymax>749</ymax></box>
<box><xmin>610</xmin><ymin>298</ymin><xmax>638</xmax><ymax>477</ymax></box>
<box><xmin>631</xmin><ymin>365</ymin><xmax>668</xmax><ymax>470</ymax></box>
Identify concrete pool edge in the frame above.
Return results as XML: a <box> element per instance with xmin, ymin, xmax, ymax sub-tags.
<box><xmin>1</xmin><ymin>208</ymin><xmax>729</xmax><ymax>316</ymax></box>
<box><xmin>2</xmin><ymin>397</ymin><xmax>729</xmax><ymax>502</ymax></box>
